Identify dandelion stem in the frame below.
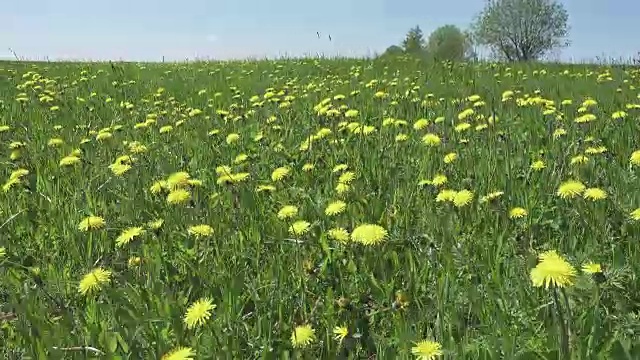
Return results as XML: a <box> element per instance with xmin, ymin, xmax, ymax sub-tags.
<box><xmin>552</xmin><ymin>286</ymin><xmax>570</xmax><ymax>359</ymax></box>
<box><xmin>587</xmin><ymin>285</ymin><xmax>601</xmax><ymax>357</ymax></box>
<box><xmin>87</xmin><ymin>231</ymin><xmax>94</xmax><ymax>267</ymax></box>
<box><xmin>52</xmin><ymin>345</ymin><xmax>105</xmax><ymax>356</ymax></box>
<box><xmin>560</xmin><ymin>287</ymin><xmax>572</xmax><ymax>346</ymax></box>
<box><xmin>0</xmin><ymin>209</ymin><xmax>25</xmax><ymax>230</ymax></box>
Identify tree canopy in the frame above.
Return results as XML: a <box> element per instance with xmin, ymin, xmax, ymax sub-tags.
<box><xmin>471</xmin><ymin>0</ymin><xmax>570</xmax><ymax>61</ymax></box>
<box><xmin>401</xmin><ymin>25</ymin><xmax>426</xmax><ymax>54</ymax></box>
<box><xmin>383</xmin><ymin>0</ymin><xmax>571</xmax><ymax>62</ymax></box>
<box><xmin>386</xmin><ymin>25</ymin><xmax>477</xmax><ymax>61</ymax></box>
<box><xmin>381</xmin><ymin>45</ymin><xmax>404</xmax><ymax>58</ymax></box>
<box><xmin>426</xmin><ymin>25</ymin><xmax>473</xmax><ymax>61</ymax></box>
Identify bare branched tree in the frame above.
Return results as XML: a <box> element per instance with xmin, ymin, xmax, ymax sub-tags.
<box><xmin>472</xmin><ymin>0</ymin><xmax>570</xmax><ymax>62</ymax></box>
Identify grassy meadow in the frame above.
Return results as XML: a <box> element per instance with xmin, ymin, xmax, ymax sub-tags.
<box><xmin>1</xmin><ymin>57</ymin><xmax>640</xmax><ymax>359</ymax></box>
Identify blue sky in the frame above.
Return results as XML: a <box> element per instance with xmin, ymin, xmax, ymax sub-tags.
<box><xmin>1</xmin><ymin>0</ymin><xmax>638</xmax><ymax>62</ymax></box>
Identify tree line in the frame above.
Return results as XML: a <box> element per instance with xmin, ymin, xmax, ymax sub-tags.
<box><xmin>382</xmin><ymin>0</ymin><xmax>570</xmax><ymax>62</ymax></box>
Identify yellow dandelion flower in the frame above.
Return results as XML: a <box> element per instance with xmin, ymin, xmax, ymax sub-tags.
<box><xmin>115</xmin><ymin>227</ymin><xmax>145</xmax><ymax>247</ymax></box>
<box><xmin>479</xmin><ymin>191</ymin><xmax>505</xmax><ymax>204</ymax></box>
<box><xmin>217</xmin><ymin>172</ymin><xmax>250</xmax><ymax>185</ymax></box>
<box><xmin>96</xmin><ymin>132</ymin><xmax>112</xmax><ymax>141</ymax></box>
<box><xmin>128</xmin><ymin>141</ymin><xmax>147</xmax><ymax>154</ymax></box>
<box><xmin>453</xmin><ymin>190</ymin><xmax>473</xmax><ymax>207</ymax></box>
<box><xmin>302</xmin><ymin>163</ymin><xmax>315</xmax><ymax>172</ymax></box>
<box><xmin>327</xmin><ymin>228</ymin><xmax>350</xmax><ymax>243</ymax></box>
<box><xmin>9</xmin><ymin>142</ymin><xmax>26</xmax><ymax>150</ymax></box>
<box><xmin>458</xmin><ymin>108</ymin><xmax>474</xmax><ymax>120</ymax></box>
<box><xmin>335</xmin><ymin>182</ymin><xmax>350</xmax><ymax>195</ymax></box>
<box><xmin>553</xmin><ymin>128</ymin><xmax>566</xmax><ymax>138</ymax></box>
<box><xmin>10</xmin><ymin>150</ymin><xmax>21</xmax><ymax>160</ymax></box>
<box><xmin>188</xmin><ymin>224</ymin><xmax>214</xmax><ymax>237</ymax></box>
<box><xmin>413</xmin><ymin>118</ymin><xmax>429</xmax><ymax>130</ymax></box>
<box><xmin>277</xmin><ymin>205</ymin><xmax>299</xmax><ymax>220</ymax></box>
<box><xmin>557</xmin><ymin>180</ymin><xmax>586</xmax><ymax>199</ymax></box>
<box><xmin>431</xmin><ymin>174</ymin><xmax>447</xmax><ymax>186</ymax></box>
<box><xmin>167</xmin><ymin>189</ymin><xmax>191</xmax><ymax>204</ymax></box>
<box><xmin>187</xmin><ymin>179</ymin><xmax>202</xmax><ymax>187</ymax></box>
<box><xmin>612</xmin><ymin>110</ymin><xmax>627</xmax><ymax>120</ymax></box>
<box><xmin>256</xmin><ymin>184</ymin><xmax>276</xmax><ymax>192</ymax></box>
<box><xmin>443</xmin><ymin>152</ymin><xmax>457</xmax><ymax>164</ymax></box>
<box><xmin>351</xmin><ymin>224</ymin><xmax>387</xmax><ymax>245</ymax></box>
<box><xmin>109</xmin><ymin>162</ymin><xmax>131</xmax><ymax>176</ymax></box>
<box><xmin>271</xmin><ymin>167</ymin><xmax>291</xmax><ymax>182</ymax></box>
<box><xmin>128</xmin><ymin>256</ymin><xmax>142</xmax><ymax>267</ymax></box>
<box><xmin>531</xmin><ymin>160</ymin><xmax>546</xmax><ymax>171</ymax></box>
<box><xmin>422</xmin><ymin>133</ymin><xmax>441</xmax><ymax>146</ymax></box>
<box><xmin>582</xmin><ymin>262</ymin><xmax>602</xmax><ymax>274</ymax></box>
<box><xmin>395</xmin><ymin>133</ymin><xmax>409</xmax><ymax>142</ymax></box>
<box><xmin>630</xmin><ymin>150</ymin><xmax>640</xmax><ymax>166</ymax></box>
<box><xmin>215</xmin><ymin>165</ymin><xmax>232</xmax><ymax>176</ymax></box>
<box><xmin>289</xmin><ymin>221</ymin><xmax>311</xmax><ymax>236</ymax></box>
<box><xmin>630</xmin><ymin>208</ymin><xmax>640</xmax><ymax>221</ymax></box>
<box><xmin>161</xmin><ymin>347</ymin><xmax>196</xmax><ymax>360</ymax></box>
<box><xmin>147</xmin><ymin>219</ymin><xmax>164</xmax><ymax>230</ymax></box>
<box><xmin>9</xmin><ymin>169</ymin><xmax>29</xmax><ymax>180</ymax></box>
<box><xmin>455</xmin><ymin>122</ymin><xmax>471</xmax><ymax>132</ymax></box>
<box><xmin>59</xmin><ymin>155</ymin><xmax>81</xmax><ymax>167</ymax></box>
<box><xmin>583</xmin><ymin>188</ymin><xmax>607</xmax><ymax>201</ymax></box>
<box><xmin>233</xmin><ymin>153</ymin><xmax>249</xmax><ymax>164</ymax></box>
<box><xmin>226</xmin><ymin>133</ymin><xmax>240</xmax><ymax>144</ymax></box>
<box><xmin>333</xmin><ymin>325</ymin><xmax>348</xmax><ymax>343</ymax></box>
<box><xmin>159</xmin><ymin>125</ymin><xmax>173</xmax><ymax>134</ymax></box>
<box><xmin>338</xmin><ymin>171</ymin><xmax>355</xmax><ymax>184</ymax></box>
<box><xmin>150</xmin><ymin>180</ymin><xmax>167</xmax><ymax>194</ymax></box>
<box><xmin>530</xmin><ymin>250</ymin><xmax>576</xmax><ymax>289</ymax></box>
<box><xmin>47</xmin><ymin>138</ymin><xmax>64</xmax><ymax>147</ymax></box>
<box><xmin>585</xmin><ymin>146</ymin><xmax>606</xmax><ymax>155</ymax></box>
<box><xmin>436</xmin><ymin>189</ymin><xmax>457</xmax><ymax>203</ymax></box>
<box><xmin>411</xmin><ymin>339</ymin><xmax>443</xmax><ymax>360</ymax></box>
<box><xmin>2</xmin><ymin>177</ymin><xmax>22</xmax><ymax>192</ymax></box>
<box><xmin>114</xmin><ymin>155</ymin><xmax>134</xmax><ymax>165</ymax></box>
<box><xmin>166</xmin><ymin>171</ymin><xmax>191</xmax><ymax>190</ymax></box>
<box><xmin>570</xmin><ymin>155</ymin><xmax>589</xmax><ymax>165</ymax></box>
<box><xmin>344</xmin><ymin>109</ymin><xmax>359</xmax><ymax>118</ymax></box>
<box><xmin>332</xmin><ymin>164</ymin><xmax>348</xmax><ymax>173</ymax></box>
<box><xmin>325</xmin><ymin>200</ymin><xmax>347</xmax><ymax>216</ymax></box>
<box><xmin>78</xmin><ymin>216</ymin><xmax>106</xmax><ymax>231</ymax></box>
<box><xmin>509</xmin><ymin>207</ymin><xmax>528</xmax><ymax>218</ymax></box>
<box><xmin>183</xmin><ymin>298</ymin><xmax>216</xmax><ymax>329</ymax></box>
<box><xmin>78</xmin><ymin>268</ymin><xmax>112</xmax><ymax>295</ymax></box>
<box><xmin>291</xmin><ymin>324</ymin><xmax>315</xmax><ymax>348</ymax></box>
<box><xmin>68</xmin><ymin>149</ymin><xmax>82</xmax><ymax>158</ymax></box>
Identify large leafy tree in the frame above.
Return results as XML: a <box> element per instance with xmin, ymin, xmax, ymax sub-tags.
<box><xmin>426</xmin><ymin>25</ymin><xmax>473</xmax><ymax>61</ymax></box>
<box><xmin>401</xmin><ymin>25</ymin><xmax>426</xmax><ymax>54</ymax></box>
<box><xmin>472</xmin><ymin>0</ymin><xmax>570</xmax><ymax>61</ymax></box>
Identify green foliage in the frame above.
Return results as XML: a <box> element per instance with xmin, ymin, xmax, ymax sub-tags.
<box><xmin>382</xmin><ymin>45</ymin><xmax>404</xmax><ymax>58</ymax></box>
<box><xmin>472</xmin><ymin>0</ymin><xmax>570</xmax><ymax>61</ymax></box>
<box><xmin>401</xmin><ymin>25</ymin><xmax>426</xmax><ymax>54</ymax></box>
<box><xmin>426</xmin><ymin>25</ymin><xmax>472</xmax><ymax>61</ymax></box>
<box><xmin>1</xmin><ymin>59</ymin><xmax>640</xmax><ymax>359</ymax></box>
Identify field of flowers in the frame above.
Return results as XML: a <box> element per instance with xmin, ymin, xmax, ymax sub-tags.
<box><xmin>1</xmin><ymin>57</ymin><xmax>640</xmax><ymax>359</ymax></box>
